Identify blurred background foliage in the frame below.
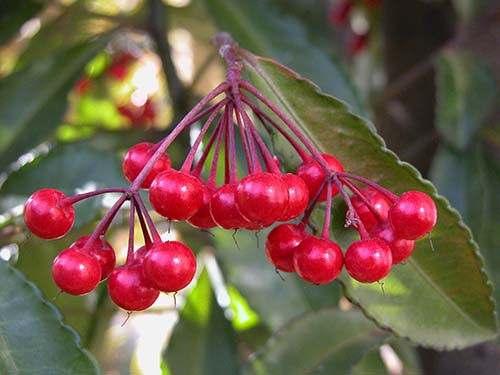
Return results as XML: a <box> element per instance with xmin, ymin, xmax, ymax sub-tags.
<box><xmin>0</xmin><ymin>0</ymin><xmax>499</xmax><ymax>374</ymax></box>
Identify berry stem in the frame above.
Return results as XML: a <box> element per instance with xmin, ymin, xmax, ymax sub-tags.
<box><xmin>300</xmin><ymin>178</ymin><xmax>327</xmax><ymax>228</ymax></box>
<box><xmin>125</xmin><ymin>196</ymin><xmax>136</xmax><ymax>266</ymax></box>
<box><xmin>180</xmin><ymin>99</ymin><xmax>227</xmax><ymax>173</ymax></box>
<box><xmin>321</xmin><ymin>181</ymin><xmax>333</xmax><ymax>239</ymax></box>
<box><xmin>223</xmin><ymin>112</ymin><xmax>230</xmax><ymax>184</ymax></box>
<box><xmin>337</xmin><ymin>172</ymin><xmax>399</xmax><ymax>202</ymax></box>
<box><xmin>241</xmin><ymin>95</ymin><xmax>309</xmax><ymax>162</ymax></box>
<box><xmin>207</xmin><ymin>116</ymin><xmax>226</xmax><ymax>188</ymax></box>
<box><xmin>191</xmin><ymin>115</ymin><xmax>223</xmax><ymax>180</ymax></box>
<box><xmin>129</xmin><ymin>82</ymin><xmax>229</xmax><ymax>192</ymax></box>
<box><xmin>132</xmin><ymin>193</ymin><xmax>162</xmax><ymax>243</ymax></box>
<box><xmin>65</xmin><ymin>188</ymin><xmax>127</xmax><ymax>205</ymax></box>
<box><xmin>341</xmin><ymin>178</ymin><xmax>386</xmax><ymax>223</ymax></box>
<box><xmin>133</xmin><ymin>198</ymin><xmax>152</xmax><ymax>249</ymax></box>
<box><xmin>226</xmin><ymin>102</ymin><xmax>238</xmax><ymax>183</ymax></box>
<box><xmin>233</xmin><ymin>101</ymin><xmax>253</xmax><ymax>174</ymax></box>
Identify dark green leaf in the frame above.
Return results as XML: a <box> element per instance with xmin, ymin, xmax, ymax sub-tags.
<box><xmin>0</xmin><ymin>0</ymin><xmax>42</xmax><ymax>45</ymax></box>
<box><xmin>165</xmin><ymin>270</ymin><xmax>240</xmax><ymax>375</ymax></box>
<box><xmin>430</xmin><ymin>144</ymin><xmax>500</xmax><ymax>318</ymax></box>
<box><xmin>252</xmin><ymin>308</ymin><xmax>385</xmax><ymax>375</ymax></box>
<box><xmin>436</xmin><ymin>49</ymin><xmax>498</xmax><ymax>150</ymax></box>
<box><xmin>242</xmin><ymin>54</ymin><xmax>498</xmax><ymax>348</ymax></box>
<box><xmin>0</xmin><ymin>37</ymin><xmax>109</xmax><ymax>168</ymax></box>
<box><xmin>204</xmin><ymin>0</ymin><xmax>364</xmax><ymax>114</ymax></box>
<box><xmin>0</xmin><ymin>259</ymin><xmax>100</xmax><ymax>374</ymax></box>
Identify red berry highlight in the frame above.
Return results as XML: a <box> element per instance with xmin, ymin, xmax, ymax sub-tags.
<box><xmin>71</xmin><ymin>235</ymin><xmax>116</xmax><ymax>280</ymax></box>
<box><xmin>345</xmin><ymin>239</ymin><xmax>392</xmax><ymax>283</ymax></box>
<box><xmin>52</xmin><ymin>248</ymin><xmax>101</xmax><ymax>295</ymax></box>
<box><xmin>187</xmin><ymin>183</ymin><xmax>217</xmax><ymax>229</ymax></box>
<box><xmin>266</xmin><ymin>224</ymin><xmax>305</xmax><ymax>272</ymax></box>
<box><xmin>350</xmin><ymin>187</ymin><xmax>392</xmax><ymax>232</ymax></box>
<box><xmin>279</xmin><ymin>173</ymin><xmax>309</xmax><ymax>221</ymax></box>
<box><xmin>122</xmin><ymin>142</ymin><xmax>171</xmax><ymax>188</ymax></box>
<box><xmin>370</xmin><ymin>223</ymin><xmax>414</xmax><ymax>264</ymax></box>
<box><xmin>209</xmin><ymin>184</ymin><xmax>258</xmax><ymax>230</ymax></box>
<box><xmin>24</xmin><ymin>189</ymin><xmax>75</xmax><ymax>239</ymax></box>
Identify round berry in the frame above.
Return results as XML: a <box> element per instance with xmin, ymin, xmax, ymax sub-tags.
<box><xmin>24</xmin><ymin>189</ymin><xmax>75</xmax><ymax>239</ymax></box>
<box><xmin>71</xmin><ymin>235</ymin><xmax>116</xmax><ymax>280</ymax></box>
<box><xmin>265</xmin><ymin>224</ymin><xmax>305</xmax><ymax>272</ymax></box>
<box><xmin>235</xmin><ymin>172</ymin><xmax>289</xmax><ymax>227</ymax></box>
<box><xmin>123</xmin><ymin>142</ymin><xmax>171</xmax><ymax>189</ymax></box>
<box><xmin>389</xmin><ymin>191</ymin><xmax>437</xmax><ymax>240</ymax></box>
<box><xmin>108</xmin><ymin>265</ymin><xmax>160</xmax><ymax>311</ymax></box>
<box><xmin>209</xmin><ymin>184</ymin><xmax>258</xmax><ymax>230</ymax></box>
<box><xmin>149</xmin><ymin>170</ymin><xmax>203</xmax><ymax>220</ymax></box>
<box><xmin>350</xmin><ymin>187</ymin><xmax>392</xmax><ymax>232</ymax></box>
<box><xmin>279</xmin><ymin>173</ymin><xmax>309</xmax><ymax>221</ymax></box>
<box><xmin>370</xmin><ymin>223</ymin><xmax>415</xmax><ymax>264</ymax></box>
<box><xmin>344</xmin><ymin>239</ymin><xmax>392</xmax><ymax>283</ymax></box>
<box><xmin>296</xmin><ymin>154</ymin><xmax>344</xmax><ymax>202</ymax></box>
<box><xmin>293</xmin><ymin>237</ymin><xmax>344</xmax><ymax>284</ymax></box>
<box><xmin>52</xmin><ymin>248</ymin><xmax>101</xmax><ymax>295</ymax></box>
<box><xmin>187</xmin><ymin>183</ymin><xmax>217</xmax><ymax>229</ymax></box>
<box><xmin>143</xmin><ymin>241</ymin><xmax>196</xmax><ymax>292</ymax></box>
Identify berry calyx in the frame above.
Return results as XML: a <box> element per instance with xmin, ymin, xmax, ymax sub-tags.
<box><xmin>235</xmin><ymin>172</ymin><xmax>289</xmax><ymax>227</ymax></box>
<box><xmin>344</xmin><ymin>239</ymin><xmax>392</xmax><ymax>283</ymax></box>
<box><xmin>71</xmin><ymin>235</ymin><xmax>116</xmax><ymax>280</ymax></box>
<box><xmin>209</xmin><ymin>184</ymin><xmax>257</xmax><ymax>230</ymax></box>
<box><xmin>24</xmin><ymin>189</ymin><xmax>75</xmax><ymax>239</ymax></box>
<box><xmin>143</xmin><ymin>241</ymin><xmax>196</xmax><ymax>292</ymax></box>
<box><xmin>52</xmin><ymin>248</ymin><xmax>101</xmax><ymax>295</ymax></box>
<box><xmin>279</xmin><ymin>173</ymin><xmax>309</xmax><ymax>221</ymax></box>
<box><xmin>108</xmin><ymin>265</ymin><xmax>160</xmax><ymax>311</ymax></box>
<box><xmin>122</xmin><ymin>142</ymin><xmax>171</xmax><ymax>188</ymax></box>
<box><xmin>296</xmin><ymin>154</ymin><xmax>344</xmax><ymax>202</ymax></box>
<box><xmin>350</xmin><ymin>187</ymin><xmax>392</xmax><ymax>232</ymax></box>
<box><xmin>389</xmin><ymin>191</ymin><xmax>437</xmax><ymax>240</ymax></box>
<box><xmin>265</xmin><ymin>224</ymin><xmax>305</xmax><ymax>272</ymax></box>
<box><xmin>149</xmin><ymin>170</ymin><xmax>203</xmax><ymax>220</ymax></box>
<box><xmin>370</xmin><ymin>223</ymin><xmax>415</xmax><ymax>264</ymax></box>
<box><xmin>187</xmin><ymin>183</ymin><xmax>217</xmax><ymax>229</ymax></box>
<box><xmin>293</xmin><ymin>236</ymin><xmax>344</xmax><ymax>284</ymax></box>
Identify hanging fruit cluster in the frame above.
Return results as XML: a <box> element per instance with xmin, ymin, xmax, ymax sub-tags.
<box><xmin>23</xmin><ymin>33</ymin><xmax>436</xmax><ymax>312</ymax></box>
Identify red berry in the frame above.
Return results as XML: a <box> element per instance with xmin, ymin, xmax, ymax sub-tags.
<box><xmin>52</xmin><ymin>248</ymin><xmax>101</xmax><ymax>295</ymax></box>
<box><xmin>187</xmin><ymin>183</ymin><xmax>217</xmax><ymax>229</ymax></box>
<box><xmin>345</xmin><ymin>239</ymin><xmax>392</xmax><ymax>283</ymax></box>
<box><xmin>265</xmin><ymin>224</ymin><xmax>305</xmax><ymax>272</ymax></box>
<box><xmin>122</xmin><ymin>142</ymin><xmax>171</xmax><ymax>188</ymax></box>
<box><xmin>389</xmin><ymin>191</ymin><xmax>437</xmax><ymax>240</ymax></box>
<box><xmin>370</xmin><ymin>223</ymin><xmax>414</xmax><ymax>264</ymax></box>
<box><xmin>279</xmin><ymin>173</ymin><xmax>309</xmax><ymax>221</ymax></box>
<box><xmin>149</xmin><ymin>170</ymin><xmax>203</xmax><ymax>220</ymax></box>
<box><xmin>132</xmin><ymin>245</ymin><xmax>150</xmax><ymax>265</ymax></box>
<box><xmin>108</xmin><ymin>265</ymin><xmax>160</xmax><ymax>311</ymax></box>
<box><xmin>293</xmin><ymin>237</ymin><xmax>344</xmax><ymax>284</ymax></box>
<box><xmin>143</xmin><ymin>241</ymin><xmax>196</xmax><ymax>292</ymax></box>
<box><xmin>74</xmin><ymin>77</ymin><xmax>92</xmax><ymax>94</ymax></box>
<box><xmin>24</xmin><ymin>189</ymin><xmax>75</xmax><ymax>239</ymax></box>
<box><xmin>296</xmin><ymin>154</ymin><xmax>344</xmax><ymax>202</ymax></box>
<box><xmin>71</xmin><ymin>235</ymin><xmax>116</xmax><ymax>280</ymax></box>
<box><xmin>209</xmin><ymin>184</ymin><xmax>259</xmax><ymax>230</ymax></box>
<box><xmin>235</xmin><ymin>172</ymin><xmax>289</xmax><ymax>227</ymax></box>
<box><xmin>350</xmin><ymin>187</ymin><xmax>392</xmax><ymax>232</ymax></box>
<box><xmin>347</xmin><ymin>32</ymin><xmax>369</xmax><ymax>56</ymax></box>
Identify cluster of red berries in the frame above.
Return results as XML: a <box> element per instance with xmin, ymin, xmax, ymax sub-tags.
<box><xmin>23</xmin><ymin>34</ymin><xmax>437</xmax><ymax>312</ymax></box>
<box><xmin>328</xmin><ymin>0</ymin><xmax>381</xmax><ymax>56</ymax></box>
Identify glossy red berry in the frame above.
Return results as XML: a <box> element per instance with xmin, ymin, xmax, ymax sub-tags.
<box><xmin>209</xmin><ymin>184</ymin><xmax>258</xmax><ymax>230</ymax></box>
<box><xmin>350</xmin><ymin>187</ymin><xmax>392</xmax><ymax>232</ymax></box>
<box><xmin>149</xmin><ymin>170</ymin><xmax>203</xmax><ymax>220</ymax></box>
<box><xmin>187</xmin><ymin>183</ymin><xmax>217</xmax><ymax>229</ymax></box>
<box><xmin>344</xmin><ymin>239</ymin><xmax>392</xmax><ymax>283</ymax></box>
<box><xmin>24</xmin><ymin>189</ymin><xmax>75</xmax><ymax>239</ymax></box>
<box><xmin>265</xmin><ymin>224</ymin><xmax>305</xmax><ymax>272</ymax></box>
<box><xmin>122</xmin><ymin>142</ymin><xmax>171</xmax><ymax>188</ymax></box>
<box><xmin>279</xmin><ymin>173</ymin><xmax>309</xmax><ymax>221</ymax></box>
<box><xmin>71</xmin><ymin>235</ymin><xmax>116</xmax><ymax>280</ymax></box>
<box><xmin>296</xmin><ymin>154</ymin><xmax>344</xmax><ymax>202</ymax></box>
<box><xmin>108</xmin><ymin>265</ymin><xmax>160</xmax><ymax>311</ymax></box>
<box><xmin>370</xmin><ymin>223</ymin><xmax>414</xmax><ymax>264</ymax></box>
<box><xmin>143</xmin><ymin>241</ymin><xmax>196</xmax><ymax>292</ymax></box>
<box><xmin>389</xmin><ymin>191</ymin><xmax>437</xmax><ymax>240</ymax></box>
<box><xmin>293</xmin><ymin>237</ymin><xmax>344</xmax><ymax>284</ymax></box>
<box><xmin>52</xmin><ymin>248</ymin><xmax>101</xmax><ymax>295</ymax></box>
<box><xmin>132</xmin><ymin>245</ymin><xmax>150</xmax><ymax>265</ymax></box>
<box><xmin>235</xmin><ymin>172</ymin><xmax>288</xmax><ymax>227</ymax></box>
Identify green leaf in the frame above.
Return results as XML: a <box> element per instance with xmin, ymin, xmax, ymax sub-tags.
<box><xmin>0</xmin><ymin>260</ymin><xmax>100</xmax><ymax>374</ymax></box>
<box><xmin>430</xmin><ymin>144</ymin><xmax>500</xmax><ymax>318</ymax></box>
<box><xmin>165</xmin><ymin>270</ymin><xmax>240</xmax><ymax>375</ymax></box>
<box><xmin>252</xmin><ymin>308</ymin><xmax>385</xmax><ymax>375</ymax></box>
<box><xmin>0</xmin><ymin>37</ymin><xmax>109</xmax><ymax>168</ymax></box>
<box><xmin>204</xmin><ymin>0</ymin><xmax>363</xmax><ymax>114</ymax></box>
<box><xmin>436</xmin><ymin>49</ymin><xmax>498</xmax><ymax>150</ymax></box>
<box><xmin>0</xmin><ymin>0</ymin><xmax>42</xmax><ymax>45</ymax></box>
<box><xmin>242</xmin><ymin>54</ymin><xmax>498</xmax><ymax>348</ymax></box>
